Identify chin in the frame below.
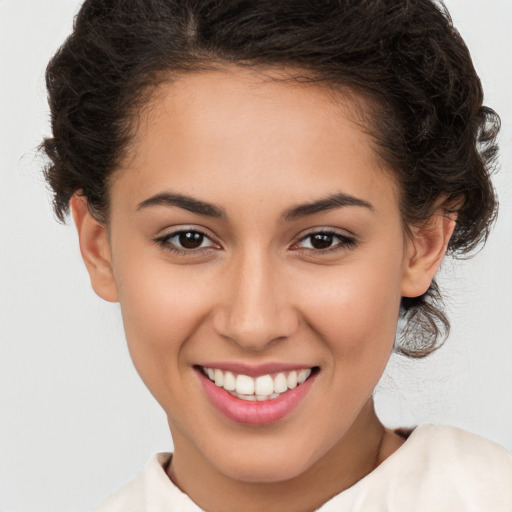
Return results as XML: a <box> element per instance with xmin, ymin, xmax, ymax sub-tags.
<box><xmin>222</xmin><ymin>460</ymin><xmax>308</xmax><ymax>484</ymax></box>
<box><xmin>210</xmin><ymin>440</ymin><xmax>322</xmax><ymax>484</ymax></box>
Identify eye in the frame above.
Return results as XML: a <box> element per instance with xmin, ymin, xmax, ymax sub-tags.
<box><xmin>294</xmin><ymin>230</ymin><xmax>356</xmax><ymax>252</ymax></box>
<box><xmin>154</xmin><ymin>229</ymin><xmax>219</xmax><ymax>255</ymax></box>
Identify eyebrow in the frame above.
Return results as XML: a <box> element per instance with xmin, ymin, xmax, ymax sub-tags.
<box><xmin>282</xmin><ymin>192</ymin><xmax>374</xmax><ymax>221</ymax></box>
<box><xmin>137</xmin><ymin>192</ymin><xmax>227</xmax><ymax>219</ymax></box>
<box><xmin>136</xmin><ymin>191</ymin><xmax>373</xmax><ymax>220</ymax></box>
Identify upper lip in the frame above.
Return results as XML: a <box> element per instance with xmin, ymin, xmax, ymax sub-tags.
<box><xmin>196</xmin><ymin>362</ymin><xmax>316</xmax><ymax>377</ymax></box>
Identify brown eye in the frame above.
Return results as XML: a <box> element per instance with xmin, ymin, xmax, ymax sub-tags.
<box><xmin>155</xmin><ymin>229</ymin><xmax>218</xmax><ymax>254</ymax></box>
<box><xmin>178</xmin><ymin>231</ymin><xmax>205</xmax><ymax>249</ymax></box>
<box><xmin>295</xmin><ymin>230</ymin><xmax>357</xmax><ymax>252</ymax></box>
<box><xmin>309</xmin><ymin>233</ymin><xmax>334</xmax><ymax>249</ymax></box>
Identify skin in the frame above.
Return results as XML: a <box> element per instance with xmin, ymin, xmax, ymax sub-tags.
<box><xmin>71</xmin><ymin>66</ymin><xmax>455</xmax><ymax>512</ymax></box>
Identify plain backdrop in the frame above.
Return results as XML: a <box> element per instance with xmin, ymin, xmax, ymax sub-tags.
<box><xmin>1</xmin><ymin>1</ymin><xmax>511</xmax><ymax>511</ymax></box>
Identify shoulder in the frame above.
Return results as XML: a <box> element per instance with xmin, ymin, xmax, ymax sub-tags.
<box><xmin>320</xmin><ymin>425</ymin><xmax>512</xmax><ymax>512</ymax></box>
<box><xmin>90</xmin><ymin>453</ymin><xmax>202</xmax><ymax>512</ymax></box>
<box><xmin>387</xmin><ymin>424</ymin><xmax>512</xmax><ymax>510</ymax></box>
<box><xmin>411</xmin><ymin>424</ymin><xmax>512</xmax><ymax>476</ymax></box>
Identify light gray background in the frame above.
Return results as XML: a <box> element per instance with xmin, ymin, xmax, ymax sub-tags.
<box><xmin>1</xmin><ymin>1</ymin><xmax>511</xmax><ymax>511</ymax></box>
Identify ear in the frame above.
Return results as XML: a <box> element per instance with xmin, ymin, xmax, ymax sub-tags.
<box><xmin>401</xmin><ymin>209</ymin><xmax>457</xmax><ymax>298</ymax></box>
<box><xmin>70</xmin><ymin>194</ymin><xmax>119</xmax><ymax>302</ymax></box>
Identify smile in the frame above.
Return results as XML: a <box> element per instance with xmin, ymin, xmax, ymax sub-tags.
<box><xmin>201</xmin><ymin>366</ymin><xmax>313</xmax><ymax>401</ymax></box>
<box><xmin>197</xmin><ymin>365</ymin><xmax>319</xmax><ymax>426</ymax></box>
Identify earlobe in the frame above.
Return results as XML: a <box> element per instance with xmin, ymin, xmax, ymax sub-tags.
<box><xmin>70</xmin><ymin>194</ymin><xmax>119</xmax><ymax>303</ymax></box>
<box><xmin>401</xmin><ymin>210</ymin><xmax>457</xmax><ymax>298</ymax></box>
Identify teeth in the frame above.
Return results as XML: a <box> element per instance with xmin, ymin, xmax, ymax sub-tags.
<box><xmin>274</xmin><ymin>373</ymin><xmax>288</xmax><ymax>393</ymax></box>
<box><xmin>236</xmin><ymin>374</ymin><xmax>255</xmax><ymax>395</ymax></box>
<box><xmin>223</xmin><ymin>371</ymin><xmax>236</xmax><ymax>391</ymax></box>
<box><xmin>202</xmin><ymin>366</ymin><xmax>314</xmax><ymax>400</ymax></box>
<box><xmin>214</xmin><ymin>369</ymin><xmax>224</xmax><ymax>387</ymax></box>
<box><xmin>255</xmin><ymin>375</ymin><xmax>274</xmax><ymax>395</ymax></box>
<box><xmin>235</xmin><ymin>393</ymin><xmax>256</xmax><ymax>401</ymax></box>
<box><xmin>297</xmin><ymin>368</ymin><xmax>311</xmax><ymax>384</ymax></box>
<box><xmin>234</xmin><ymin>392</ymin><xmax>280</xmax><ymax>401</ymax></box>
<box><xmin>287</xmin><ymin>371</ymin><xmax>297</xmax><ymax>389</ymax></box>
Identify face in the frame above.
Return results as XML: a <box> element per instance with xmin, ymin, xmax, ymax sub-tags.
<box><xmin>98</xmin><ymin>68</ymin><xmax>415</xmax><ymax>482</ymax></box>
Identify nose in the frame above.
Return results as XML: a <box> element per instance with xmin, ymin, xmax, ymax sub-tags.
<box><xmin>212</xmin><ymin>250</ymin><xmax>299</xmax><ymax>351</ymax></box>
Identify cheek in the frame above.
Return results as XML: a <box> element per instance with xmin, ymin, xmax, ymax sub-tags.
<box><xmin>114</xmin><ymin>257</ymin><xmax>214</xmax><ymax>388</ymax></box>
<box><xmin>293</xmin><ymin>262</ymin><xmax>402</xmax><ymax>430</ymax></box>
<box><xmin>297</xmin><ymin>255</ymin><xmax>403</xmax><ymax>365</ymax></box>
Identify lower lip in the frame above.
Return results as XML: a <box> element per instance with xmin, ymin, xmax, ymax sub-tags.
<box><xmin>197</xmin><ymin>369</ymin><xmax>317</xmax><ymax>426</ymax></box>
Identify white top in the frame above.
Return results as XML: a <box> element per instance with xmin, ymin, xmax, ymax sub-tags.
<box><xmin>91</xmin><ymin>424</ymin><xmax>512</xmax><ymax>512</ymax></box>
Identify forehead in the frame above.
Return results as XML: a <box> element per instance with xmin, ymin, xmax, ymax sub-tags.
<box><xmin>112</xmin><ymin>66</ymin><xmax>400</xmax><ymax>220</ymax></box>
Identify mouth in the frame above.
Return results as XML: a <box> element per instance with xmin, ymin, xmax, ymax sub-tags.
<box><xmin>195</xmin><ymin>364</ymin><xmax>319</xmax><ymax>425</ymax></box>
<box><xmin>199</xmin><ymin>366</ymin><xmax>315</xmax><ymax>401</ymax></box>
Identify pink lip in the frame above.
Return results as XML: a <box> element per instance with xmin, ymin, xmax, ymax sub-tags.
<box><xmin>196</xmin><ymin>367</ymin><xmax>317</xmax><ymax>426</ymax></box>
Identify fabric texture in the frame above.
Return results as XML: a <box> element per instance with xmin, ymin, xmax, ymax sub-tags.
<box><xmin>91</xmin><ymin>424</ymin><xmax>512</xmax><ymax>512</ymax></box>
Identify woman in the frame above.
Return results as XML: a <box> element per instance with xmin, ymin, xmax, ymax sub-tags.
<box><xmin>40</xmin><ymin>0</ymin><xmax>511</xmax><ymax>510</ymax></box>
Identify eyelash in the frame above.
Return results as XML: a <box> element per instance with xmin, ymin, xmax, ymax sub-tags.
<box><xmin>154</xmin><ymin>229</ymin><xmax>357</xmax><ymax>256</ymax></box>
<box><xmin>154</xmin><ymin>229</ymin><xmax>219</xmax><ymax>256</ymax></box>
<box><xmin>293</xmin><ymin>230</ymin><xmax>357</xmax><ymax>253</ymax></box>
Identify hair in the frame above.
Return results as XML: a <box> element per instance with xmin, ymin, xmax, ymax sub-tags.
<box><xmin>42</xmin><ymin>0</ymin><xmax>500</xmax><ymax>358</ymax></box>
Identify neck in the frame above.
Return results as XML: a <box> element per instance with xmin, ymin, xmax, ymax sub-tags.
<box><xmin>168</xmin><ymin>399</ymin><xmax>387</xmax><ymax>512</ymax></box>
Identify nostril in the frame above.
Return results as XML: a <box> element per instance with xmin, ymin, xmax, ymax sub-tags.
<box><xmin>214</xmin><ymin>314</ymin><xmax>298</xmax><ymax>350</ymax></box>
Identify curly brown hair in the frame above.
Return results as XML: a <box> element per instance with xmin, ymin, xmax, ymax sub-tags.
<box><xmin>42</xmin><ymin>0</ymin><xmax>500</xmax><ymax>358</ymax></box>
